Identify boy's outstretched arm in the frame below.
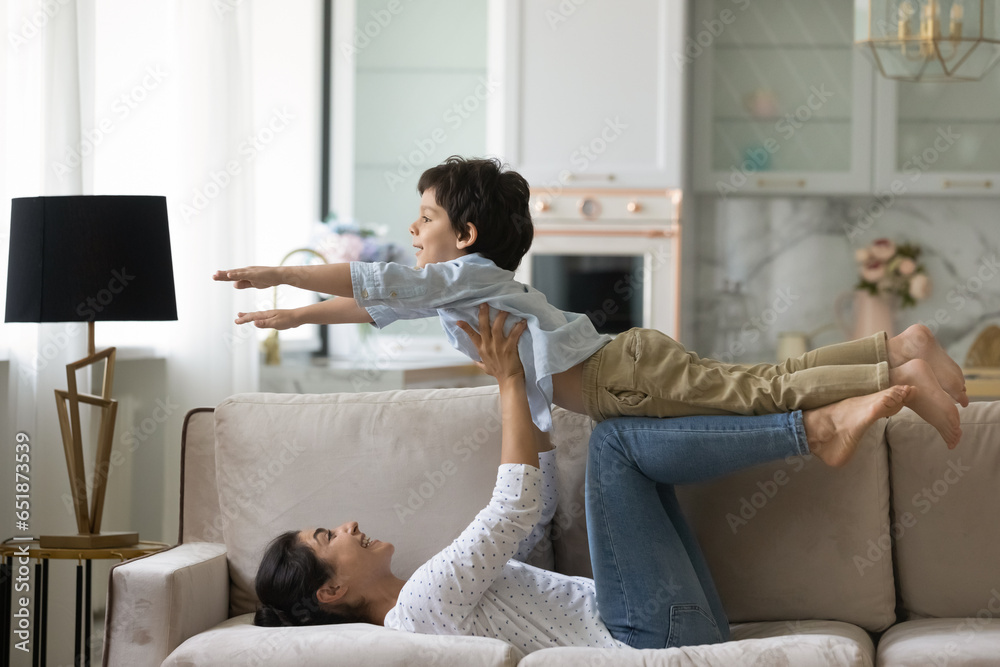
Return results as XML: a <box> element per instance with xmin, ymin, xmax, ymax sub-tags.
<box><xmin>236</xmin><ymin>296</ymin><xmax>374</xmax><ymax>329</ymax></box>
<box><xmin>213</xmin><ymin>263</ymin><xmax>354</xmax><ymax>298</ymax></box>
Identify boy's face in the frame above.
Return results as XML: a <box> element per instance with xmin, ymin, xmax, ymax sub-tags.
<box><xmin>409</xmin><ymin>188</ymin><xmax>471</xmax><ymax>269</ymax></box>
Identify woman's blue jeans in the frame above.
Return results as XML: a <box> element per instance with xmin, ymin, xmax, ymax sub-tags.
<box><xmin>586</xmin><ymin>412</ymin><xmax>811</xmax><ymax>649</ymax></box>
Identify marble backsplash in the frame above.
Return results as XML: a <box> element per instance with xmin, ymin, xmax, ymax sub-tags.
<box><xmin>691</xmin><ymin>195</ymin><xmax>1000</xmax><ymax>366</ymax></box>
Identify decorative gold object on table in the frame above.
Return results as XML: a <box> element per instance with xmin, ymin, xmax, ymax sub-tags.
<box><xmin>965</xmin><ymin>324</ymin><xmax>1000</xmax><ymax>366</ymax></box>
<box><xmin>49</xmin><ymin>322</ymin><xmax>138</xmax><ymax>549</ymax></box>
<box><xmin>264</xmin><ymin>248</ymin><xmax>329</xmax><ymax>365</ymax></box>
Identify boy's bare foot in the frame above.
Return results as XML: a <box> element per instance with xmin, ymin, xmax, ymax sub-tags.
<box><xmin>803</xmin><ymin>386</ymin><xmax>910</xmax><ymax>468</ymax></box>
<box><xmin>887</xmin><ymin>324</ymin><xmax>969</xmax><ymax>407</ymax></box>
<box><xmin>889</xmin><ymin>358</ymin><xmax>963</xmax><ymax>449</ymax></box>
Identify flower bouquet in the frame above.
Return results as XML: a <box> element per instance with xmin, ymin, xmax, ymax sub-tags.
<box><xmin>854</xmin><ymin>238</ymin><xmax>931</xmax><ymax>309</ymax></box>
<box><xmin>310</xmin><ymin>215</ymin><xmax>408</xmax><ymax>265</ymax></box>
<box><xmin>308</xmin><ymin>215</ymin><xmax>408</xmax><ymax>357</ymax></box>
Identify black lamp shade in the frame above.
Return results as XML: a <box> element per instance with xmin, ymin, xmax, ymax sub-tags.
<box><xmin>5</xmin><ymin>195</ymin><xmax>178</xmax><ymax>323</ymax></box>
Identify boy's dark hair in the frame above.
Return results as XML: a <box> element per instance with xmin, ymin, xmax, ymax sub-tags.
<box><xmin>418</xmin><ymin>156</ymin><xmax>533</xmax><ymax>271</ymax></box>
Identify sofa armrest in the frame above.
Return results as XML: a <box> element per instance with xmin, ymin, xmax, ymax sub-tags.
<box><xmin>103</xmin><ymin>542</ymin><xmax>230</xmax><ymax>667</ymax></box>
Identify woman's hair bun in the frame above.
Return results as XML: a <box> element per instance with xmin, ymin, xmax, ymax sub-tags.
<box><xmin>253</xmin><ymin>605</ymin><xmax>286</xmax><ymax>627</ymax></box>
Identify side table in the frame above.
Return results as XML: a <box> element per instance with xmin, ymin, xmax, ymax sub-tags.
<box><xmin>1</xmin><ymin>539</ymin><xmax>168</xmax><ymax>667</ymax></box>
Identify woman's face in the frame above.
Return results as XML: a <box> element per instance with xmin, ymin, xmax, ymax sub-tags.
<box><xmin>298</xmin><ymin>520</ymin><xmax>394</xmax><ymax>591</ymax></box>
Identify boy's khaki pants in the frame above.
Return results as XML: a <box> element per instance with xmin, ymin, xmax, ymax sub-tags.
<box><xmin>582</xmin><ymin>328</ymin><xmax>889</xmax><ymax>422</ymax></box>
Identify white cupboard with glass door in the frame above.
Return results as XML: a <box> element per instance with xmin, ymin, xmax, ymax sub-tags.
<box><xmin>873</xmin><ymin>65</ymin><xmax>1000</xmax><ymax>195</ymax></box>
<box><xmin>692</xmin><ymin>0</ymin><xmax>875</xmax><ymax>195</ymax></box>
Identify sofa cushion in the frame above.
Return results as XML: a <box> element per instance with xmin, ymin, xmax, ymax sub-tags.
<box><xmin>886</xmin><ymin>401</ymin><xmax>1000</xmax><ymax>620</ymax></box>
<box><xmin>162</xmin><ymin>613</ymin><xmax>520</xmax><ymax>667</ymax></box>
<box><xmin>519</xmin><ymin>620</ymin><xmax>875</xmax><ymax>666</ymax></box>
<box><xmin>213</xmin><ymin>387</ymin><xmax>557</xmax><ymax>617</ymax></box>
<box><xmin>548</xmin><ymin>406</ymin><xmax>597</xmax><ymax>578</ymax></box>
<box><xmin>875</xmin><ymin>617</ymin><xmax>1000</xmax><ymax>666</ymax></box>
<box><xmin>553</xmin><ymin>412</ymin><xmax>897</xmax><ymax>631</ymax></box>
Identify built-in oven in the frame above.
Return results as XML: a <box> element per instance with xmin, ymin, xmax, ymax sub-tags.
<box><xmin>516</xmin><ymin>188</ymin><xmax>682</xmax><ymax>337</ymax></box>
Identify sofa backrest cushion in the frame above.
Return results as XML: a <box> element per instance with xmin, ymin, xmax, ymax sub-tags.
<box><xmin>213</xmin><ymin>387</ymin><xmax>554</xmax><ymax>617</ymax></box>
<box><xmin>209</xmin><ymin>387</ymin><xmax>903</xmax><ymax>630</ymax></box>
<box><xmin>886</xmin><ymin>402</ymin><xmax>1000</xmax><ymax>620</ymax></box>
<box><xmin>552</xmin><ymin>414</ymin><xmax>898</xmax><ymax>632</ymax></box>
<box><xmin>181</xmin><ymin>408</ymin><xmax>222</xmax><ymax>544</ymax></box>
<box><xmin>547</xmin><ymin>407</ymin><xmax>596</xmax><ymax>578</ymax></box>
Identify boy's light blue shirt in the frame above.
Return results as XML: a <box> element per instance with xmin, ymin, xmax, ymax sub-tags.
<box><xmin>350</xmin><ymin>253</ymin><xmax>612</xmax><ymax>432</ymax></box>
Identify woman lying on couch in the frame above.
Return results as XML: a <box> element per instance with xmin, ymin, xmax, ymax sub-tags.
<box><xmin>253</xmin><ymin>305</ymin><xmax>912</xmax><ymax>651</ymax></box>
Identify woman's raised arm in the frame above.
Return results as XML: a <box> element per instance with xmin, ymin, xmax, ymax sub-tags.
<box><xmin>457</xmin><ymin>304</ymin><xmax>541</xmax><ymax>467</ymax></box>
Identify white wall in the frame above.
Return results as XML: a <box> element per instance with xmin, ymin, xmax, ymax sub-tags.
<box><xmin>351</xmin><ymin>0</ymin><xmax>488</xmax><ymax>249</ymax></box>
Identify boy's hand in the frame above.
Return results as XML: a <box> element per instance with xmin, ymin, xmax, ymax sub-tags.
<box><xmin>235</xmin><ymin>309</ymin><xmax>300</xmax><ymax>330</ymax></box>
<box><xmin>456</xmin><ymin>304</ymin><xmax>527</xmax><ymax>383</ymax></box>
<box><xmin>213</xmin><ymin>266</ymin><xmax>283</xmax><ymax>290</ymax></box>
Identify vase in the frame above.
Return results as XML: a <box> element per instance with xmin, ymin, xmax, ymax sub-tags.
<box><xmin>837</xmin><ymin>290</ymin><xmax>896</xmax><ymax>340</ymax></box>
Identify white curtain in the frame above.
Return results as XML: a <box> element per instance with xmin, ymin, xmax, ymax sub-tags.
<box><xmin>2</xmin><ymin>4</ymin><xmax>258</xmax><ymax>657</ymax></box>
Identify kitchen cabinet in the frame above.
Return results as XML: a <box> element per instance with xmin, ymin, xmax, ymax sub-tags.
<box><xmin>692</xmin><ymin>0</ymin><xmax>874</xmax><ymax>195</ymax></box>
<box><xmin>493</xmin><ymin>0</ymin><xmax>687</xmax><ymax>188</ymax></box>
<box><xmin>874</xmin><ymin>65</ymin><xmax>1000</xmax><ymax>195</ymax></box>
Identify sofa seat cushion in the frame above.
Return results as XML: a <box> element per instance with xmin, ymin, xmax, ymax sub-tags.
<box><xmin>886</xmin><ymin>402</ymin><xmax>1000</xmax><ymax>619</ymax></box>
<box><xmin>162</xmin><ymin>613</ymin><xmax>520</xmax><ymax>667</ymax></box>
<box><xmin>876</xmin><ymin>617</ymin><xmax>1000</xmax><ymax>666</ymax></box>
<box><xmin>518</xmin><ymin>620</ymin><xmax>874</xmax><ymax>666</ymax></box>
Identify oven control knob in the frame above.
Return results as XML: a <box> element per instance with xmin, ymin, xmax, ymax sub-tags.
<box><xmin>627</xmin><ymin>201</ymin><xmax>643</xmax><ymax>213</ymax></box>
<box><xmin>534</xmin><ymin>199</ymin><xmax>550</xmax><ymax>213</ymax></box>
<box><xmin>579</xmin><ymin>198</ymin><xmax>602</xmax><ymax>219</ymax></box>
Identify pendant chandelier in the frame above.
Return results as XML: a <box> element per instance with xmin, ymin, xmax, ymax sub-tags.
<box><xmin>855</xmin><ymin>0</ymin><xmax>1000</xmax><ymax>81</ymax></box>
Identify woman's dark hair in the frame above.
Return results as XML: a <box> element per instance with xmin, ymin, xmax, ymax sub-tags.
<box><xmin>418</xmin><ymin>156</ymin><xmax>534</xmax><ymax>271</ymax></box>
<box><xmin>253</xmin><ymin>530</ymin><xmax>367</xmax><ymax>627</ymax></box>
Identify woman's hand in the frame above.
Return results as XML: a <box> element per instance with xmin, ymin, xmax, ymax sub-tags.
<box><xmin>213</xmin><ymin>266</ymin><xmax>284</xmax><ymax>290</ymax></box>
<box><xmin>234</xmin><ymin>309</ymin><xmax>300</xmax><ymax>330</ymax></box>
<box><xmin>456</xmin><ymin>304</ymin><xmax>528</xmax><ymax>383</ymax></box>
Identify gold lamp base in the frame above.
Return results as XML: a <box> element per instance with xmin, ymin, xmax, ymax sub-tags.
<box><xmin>53</xmin><ymin>322</ymin><xmax>138</xmax><ymax>548</ymax></box>
<box><xmin>39</xmin><ymin>531</ymin><xmax>139</xmax><ymax>549</ymax></box>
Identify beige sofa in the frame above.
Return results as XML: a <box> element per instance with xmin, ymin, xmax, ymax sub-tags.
<box><xmin>103</xmin><ymin>386</ymin><xmax>1000</xmax><ymax>666</ymax></box>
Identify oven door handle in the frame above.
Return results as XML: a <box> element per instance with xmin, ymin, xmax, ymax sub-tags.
<box><xmin>533</xmin><ymin>228</ymin><xmax>677</xmax><ymax>238</ymax></box>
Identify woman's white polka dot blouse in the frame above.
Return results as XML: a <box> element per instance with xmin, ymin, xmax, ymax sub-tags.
<box><xmin>382</xmin><ymin>457</ymin><xmax>626</xmax><ymax>654</ymax></box>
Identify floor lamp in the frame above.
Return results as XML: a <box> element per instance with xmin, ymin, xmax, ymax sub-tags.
<box><xmin>5</xmin><ymin>195</ymin><xmax>178</xmax><ymax>549</ymax></box>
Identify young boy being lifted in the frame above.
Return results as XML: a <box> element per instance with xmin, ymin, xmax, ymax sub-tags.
<box><xmin>214</xmin><ymin>156</ymin><xmax>967</xmax><ymax>460</ymax></box>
